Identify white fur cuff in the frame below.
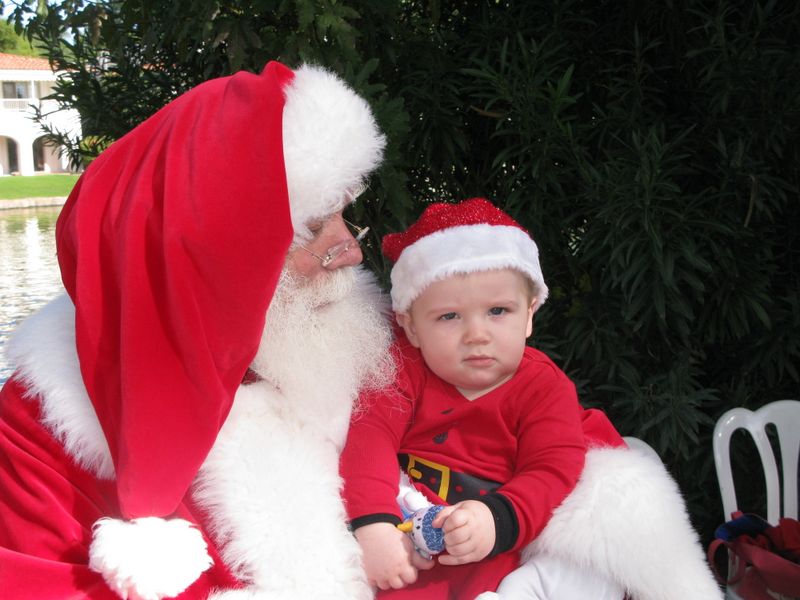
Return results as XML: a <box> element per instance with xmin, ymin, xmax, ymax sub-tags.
<box><xmin>88</xmin><ymin>516</ymin><xmax>213</xmax><ymax>600</ymax></box>
<box><xmin>526</xmin><ymin>447</ymin><xmax>723</xmax><ymax>600</ymax></box>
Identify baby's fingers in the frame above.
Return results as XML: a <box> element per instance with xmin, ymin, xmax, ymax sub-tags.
<box><xmin>431</xmin><ymin>505</ymin><xmax>457</xmax><ymax>528</ymax></box>
<box><xmin>438</xmin><ymin>544</ymin><xmax>482</xmax><ymax>566</ymax></box>
<box><xmin>443</xmin><ymin>523</ymin><xmax>471</xmax><ymax>547</ymax></box>
<box><xmin>411</xmin><ymin>551</ymin><xmax>436</xmax><ymax>571</ymax></box>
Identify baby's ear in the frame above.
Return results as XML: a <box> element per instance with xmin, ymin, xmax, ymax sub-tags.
<box><xmin>526</xmin><ymin>299</ymin><xmax>536</xmax><ymax>338</ymax></box>
<box><xmin>396</xmin><ymin>312</ymin><xmax>421</xmax><ymax>348</ymax></box>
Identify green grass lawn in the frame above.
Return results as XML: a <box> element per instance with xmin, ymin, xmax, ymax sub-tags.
<box><xmin>0</xmin><ymin>174</ymin><xmax>80</xmax><ymax>200</ymax></box>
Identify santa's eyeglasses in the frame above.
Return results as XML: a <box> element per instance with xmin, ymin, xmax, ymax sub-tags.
<box><xmin>299</xmin><ymin>219</ymin><xmax>370</xmax><ymax>267</ymax></box>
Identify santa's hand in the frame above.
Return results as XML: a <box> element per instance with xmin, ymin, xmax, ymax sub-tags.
<box><xmin>432</xmin><ymin>500</ymin><xmax>496</xmax><ymax>565</ymax></box>
<box><xmin>354</xmin><ymin>522</ymin><xmax>434</xmax><ymax>590</ymax></box>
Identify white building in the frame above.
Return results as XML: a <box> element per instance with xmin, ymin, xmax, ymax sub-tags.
<box><xmin>0</xmin><ymin>52</ymin><xmax>81</xmax><ymax>175</ymax></box>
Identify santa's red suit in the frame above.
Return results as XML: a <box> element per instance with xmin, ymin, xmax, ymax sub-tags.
<box><xmin>0</xmin><ymin>61</ymin><xmax>387</xmax><ymax>599</ymax></box>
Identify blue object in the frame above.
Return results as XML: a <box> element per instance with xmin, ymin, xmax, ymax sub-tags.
<box><xmin>419</xmin><ymin>505</ymin><xmax>446</xmax><ymax>553</ymax></box>
<box><xmin>714</xmin><ymin>513</ymin><xmax>770</xmax><ymax>542</ymax></box>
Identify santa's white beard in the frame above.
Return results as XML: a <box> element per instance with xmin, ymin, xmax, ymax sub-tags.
<box><xmin>194</xmin><ymin>266</ymin><xmax>390</xmax><ymax>598</ymax></box>
<box><xmin>249</xmin><ymin>265</ymin><xmax>394</xmax><ymax>447</ymax></box>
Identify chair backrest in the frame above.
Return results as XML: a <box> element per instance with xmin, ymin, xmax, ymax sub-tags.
<box><xmin>622</xmin><ymin>435</ymin><xmax>662</xmax><ymax>463</ymax></box>
<box><xmin>712</xmin><ymin>399</ymin><xmax>800</xmax><ymax>524</ymax></box>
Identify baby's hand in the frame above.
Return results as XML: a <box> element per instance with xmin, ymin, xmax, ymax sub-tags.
<box><xmin>432</xmin><ymin>500</ymin><xmax>496</xmax><ymax>565</ymax></box>
<box><xmin>354</xmin><ymin>522</ymin><xmax>434</xmax><ymax>590</ymax></box>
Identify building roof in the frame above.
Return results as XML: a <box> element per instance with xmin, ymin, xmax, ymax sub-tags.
<box><xmin>0</xmin><ymin>52</ymin><xmax>53</xmax><ymax>71</ymax></box>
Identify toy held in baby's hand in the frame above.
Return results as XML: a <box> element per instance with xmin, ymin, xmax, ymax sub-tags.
<box><xmin>397</xmin><ymin>505</ymin><xmax>446</xmax><ymax>558</ymax></box>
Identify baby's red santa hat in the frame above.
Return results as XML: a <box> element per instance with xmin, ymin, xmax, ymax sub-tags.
<box><xmin>55</xmin><ymin>61</ymin><xmax>384</xmax><ymax>599</ymax></box>
<box><xmin>383</xmin><ymin>198</ymin><xmax>548</xmax><ymax>313</ymax></box>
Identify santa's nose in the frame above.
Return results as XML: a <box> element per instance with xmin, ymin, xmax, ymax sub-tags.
<box><xmin>324</xmin><ymin>217</ymin><xmax>364</xmax><ymax>268</ymax></box>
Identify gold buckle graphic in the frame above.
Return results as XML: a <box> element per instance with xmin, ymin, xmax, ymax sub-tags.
<box><xmin>406</xmin><ymin>454</ymin><xmax>451</xmax><ymax>502</ymax></box>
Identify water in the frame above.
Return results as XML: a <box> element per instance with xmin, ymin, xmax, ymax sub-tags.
<box><xmin>0</xmin><ymin>206</ymin><xmax>64</xmax><ymax>383</ymax></box>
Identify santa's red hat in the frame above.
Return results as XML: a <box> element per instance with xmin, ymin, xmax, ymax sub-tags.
<box><xmin>383</xmin><ymin>198</ymin><xmax>548</xmax><ymax>313</ymax></box>
<box><xmin>55</xmin><ymin>61</ymin><xmax>384</xmax><ymax>598</ymax></box>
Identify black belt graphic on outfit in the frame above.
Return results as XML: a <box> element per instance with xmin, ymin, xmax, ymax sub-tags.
<box><xmin>398</xmin><ymin>453</ymin><xmax>501</xmax><ymax>504</ymax></box>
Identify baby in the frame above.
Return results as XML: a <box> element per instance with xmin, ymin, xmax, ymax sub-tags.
<box><xmin>341</xmin><ymin>198</ymin><xmax>624</xmax><ymax>599</ymax></box>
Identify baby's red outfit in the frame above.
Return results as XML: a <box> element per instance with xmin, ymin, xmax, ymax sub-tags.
<box><xmin>341</xmin><ymin>331</ymin><xmax>624</xmax><ymax>599</ymax></box>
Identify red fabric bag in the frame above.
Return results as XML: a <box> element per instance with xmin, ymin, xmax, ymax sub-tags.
<box><xmin>708</xmin><ymin>512</ymin><xmax>800</xmax><ymax>599</ymax></box>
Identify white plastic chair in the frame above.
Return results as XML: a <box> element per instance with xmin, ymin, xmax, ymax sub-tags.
<box><xmin>713</xmin><ymin>399</ymin><xmax>800</xmax><ymax>524</ymax></box>
<box><xmin>712</xmin><ymin>400</ymin><xmax>800</xmax><ymax>600</ymax></box>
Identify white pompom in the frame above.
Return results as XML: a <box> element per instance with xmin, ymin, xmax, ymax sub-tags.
<box><xmin>89</xmin><ymin>517</ymin><xmax>213</xmax><ymax>600</ymax></box>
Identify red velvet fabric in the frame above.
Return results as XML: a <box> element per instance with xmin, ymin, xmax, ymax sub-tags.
<box><xmin>0</xmin><ymin>377</ymin><xmax>241</xmax><ymax>597</ymax></box>
<box><xmin>54</xmin><ymin>61</ymin><xmax>294</xmax><ymax>520</ymax></box>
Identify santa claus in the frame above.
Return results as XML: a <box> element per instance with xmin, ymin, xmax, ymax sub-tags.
<box><xmin>0</xmin><ymin>61</ymin><xmax>392</xmax><ymax>599</ymax></box>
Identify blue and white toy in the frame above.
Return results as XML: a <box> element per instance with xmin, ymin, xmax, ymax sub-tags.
<box><xmin>397</xmin><ymin>505</ymin><xmax>446</xmax><ymax>559</ymax></box>
<box><xmin>396</xmin><ymin>472</ymin><xmax>446</xmax><ymax>558</ymax></box>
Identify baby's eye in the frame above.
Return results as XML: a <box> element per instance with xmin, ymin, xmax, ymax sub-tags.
<box><xmin>438</xmin><ymin>312</ymin><xmax>458</xmax><ymax>321</ymax></box>
<box><xmin>489</xmin><ymin>307</ymin><xmax>507</xmax><ymax>316</ymax></box>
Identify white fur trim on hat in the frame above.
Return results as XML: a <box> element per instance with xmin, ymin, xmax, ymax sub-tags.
<box><xmin>282</xmin><ymin>64</ymin><xmax>385</xmax><ymax>240</ymax></box>
<box><xmin>88</xmin><ymin>517</ymin><xmax>213</xmax><ymax>600</ymax></box>
<box><xmin>390</xmin><ymin>223</ymin><xmax>549</xmax><ymax>313</ymax></box>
